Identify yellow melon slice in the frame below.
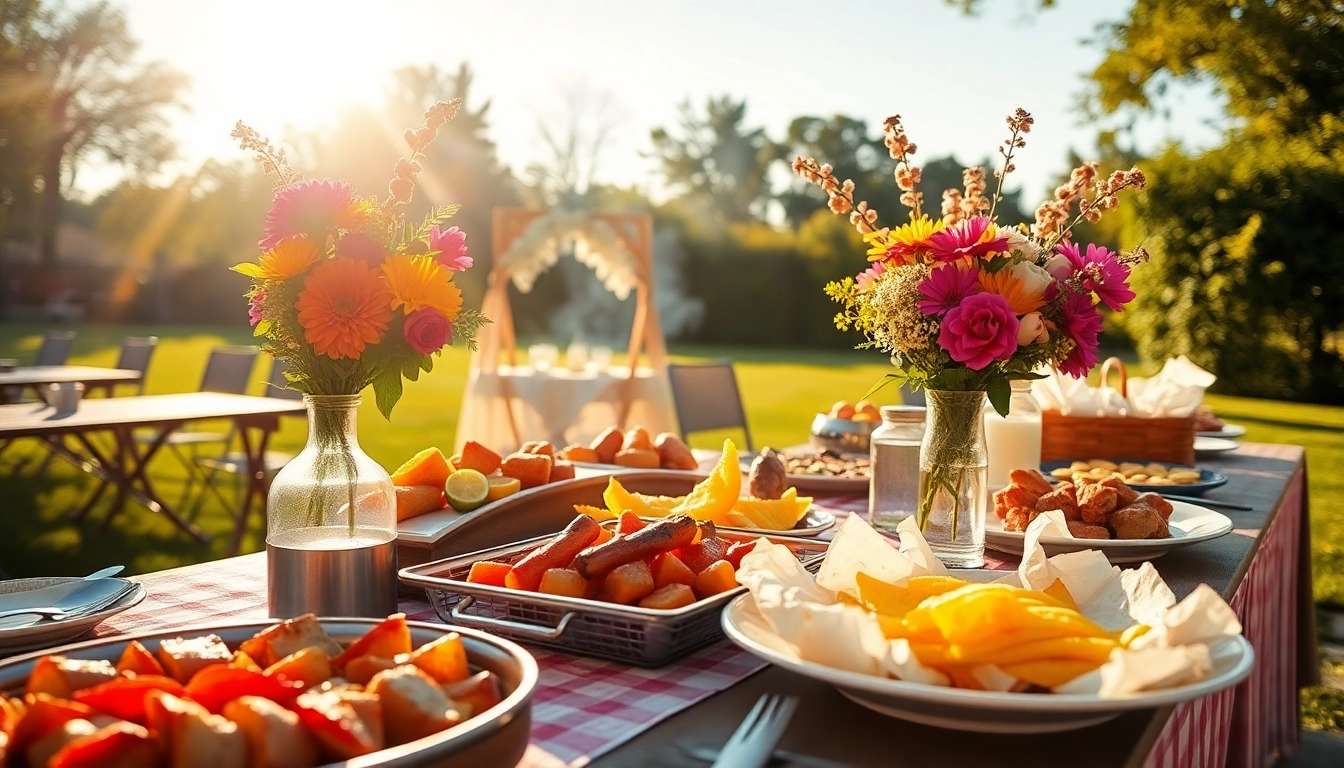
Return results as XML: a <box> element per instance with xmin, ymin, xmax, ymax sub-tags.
<box><xmin>729</xmin><ymin>487</ymin><xmax>812</xmax><ymax>530</ymax></box>
<box><xmin>390</xmin><ymin>447</ymin><xmax>452</xmax><ymax>489</ymax></box>
<box><xmin>670</xmin><ymin>439</ymin><xmax>741</xmax><ymax>522</ymax></box>
<box><xmin>602</xmin><ymin>478</ymin><xmax>683</xmax><ymax>517</ymax></box>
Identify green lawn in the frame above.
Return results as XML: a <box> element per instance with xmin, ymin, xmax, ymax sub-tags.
<box><xmin>3</xmin><ymin>322</ymin><xmax>1344</xmax><ymax>729</ymax></box>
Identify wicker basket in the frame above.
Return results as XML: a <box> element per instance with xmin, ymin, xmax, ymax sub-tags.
<box><xmin>1039</xmin><ymin>358</ymin><xmax>1196</xmax><ymax>465</ymax></box>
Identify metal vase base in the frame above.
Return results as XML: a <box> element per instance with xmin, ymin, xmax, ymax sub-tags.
<box><xmin>267</xmin><ymin>539</ymin><xmax>398</xmax><ymax>619</ymax></box>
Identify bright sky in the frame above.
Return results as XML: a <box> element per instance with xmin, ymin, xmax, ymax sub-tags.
<box><xmin>101</xmin><ymin>0</ymin><xmax>1226</xmax><ymax>204</ymax></box>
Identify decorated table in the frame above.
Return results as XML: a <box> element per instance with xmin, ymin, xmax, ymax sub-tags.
<box><xmin>58</xmin><ymin>442</ymin><xmax>1310</xmax><ymax>767</ymax></box>
<box><xmin>0</xmin><ymin>365</ymin><xmax>143</xmax><ymax>403</ymax></box>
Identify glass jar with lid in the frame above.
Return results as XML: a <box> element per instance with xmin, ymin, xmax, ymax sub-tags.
<box><xmin>982</xmin><ymin>380</ymin><xmax>1043</xmax><ymax>487</ymax></box>
<box><xmin>869</xmin><ymin>405</ymin><xmax>927</xmax><ymax>532</ymax></box>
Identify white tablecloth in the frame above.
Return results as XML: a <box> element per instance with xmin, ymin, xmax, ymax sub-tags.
<box><xmin>455</xmin><ymin>365</ymin><xmax>676</xmax><ymax>453</ymax></box>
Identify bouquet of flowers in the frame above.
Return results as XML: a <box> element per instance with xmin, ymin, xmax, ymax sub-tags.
<box><xmin>793</xmin><ymin>108</ymin><xmax>1146</xmax><ymax>542</ymax></box>
<box><xmin>231</xmin><ymin>100</ymin><xmax>487</xmax><ymax>418</ymax></box>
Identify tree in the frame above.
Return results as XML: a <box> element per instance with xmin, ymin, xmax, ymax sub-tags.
<box><xmin>0</xmin><ymin>0</ymin><xmax>46</xmax><ymax>240</ymax></box>
<box><xmin>649</xmin><ymin>96</ymin><xmax>780</xmax><ymax>223</ymax></box>
<box><xmin>1089</xmin><ymin>0</ymin><xmax>1344</xmax><ymax>401</ymax></box>
<box><xmin>8</xmin><ymin>0</ymin><xmax>187</xmax><ymax>266</ymax></box>
<box><xmin>525</xmin><ymin>80</ymin><xmax>620</xmax><ymax>208</ymax></box>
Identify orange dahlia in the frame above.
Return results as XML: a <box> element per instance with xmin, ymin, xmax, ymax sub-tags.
<box><xmin>381</xmin><ymin>254</ymin><xmax>463</xmax><ymax>319</ymax></box>
<box><xmin>295</xmin><ymin>258</ymin><xmax>394</xmax><ymax>360</ymax></box>
<box><xmin>253</xmin><ymin>236</ymin><xmax>320</xmax><ymax>281</ymax></box>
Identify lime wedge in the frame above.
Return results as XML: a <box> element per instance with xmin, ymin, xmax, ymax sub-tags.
<box><xmin>446</xmin><ymin>469</ymin><xmax>490</xmax><ymax>512</ymax></box>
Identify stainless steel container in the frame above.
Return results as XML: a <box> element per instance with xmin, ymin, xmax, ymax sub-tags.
<box><xmin>401</xmin><ymin>527</ymin><xmax>828</xmax><ymax>668</ymax></box>
<box><xmin>268</xmin><ymin>538</ymin><xmax>399</xmax><ymax>619</ymax></box>
<box><xmin>0</xmin><ymin>618</ymin><xmax>538</xmax><ymax>768</ymax></box>
<box><xmin>810</xmin><ymin>412</ymin><xmax>879</xmax><ymax>455</ymax></box>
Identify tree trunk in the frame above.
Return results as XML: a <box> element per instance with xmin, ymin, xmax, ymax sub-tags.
<box><xmin>38</xmin><ymin>95</ymin><xmax>68</xmax><ymax>269</ymax></box>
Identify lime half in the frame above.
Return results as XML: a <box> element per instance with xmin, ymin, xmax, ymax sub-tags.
<box><xmin>446</xmin><ymin>469</ymin><xmax>490</xmax><ymax>512</ymax></box>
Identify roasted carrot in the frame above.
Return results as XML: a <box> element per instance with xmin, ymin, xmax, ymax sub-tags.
<box><xmin>571</xmin><ymin>515</ymin><xmax>698</xmax><ymax>579</ymax></box>
<box><xmin>508</xmin><ymin>516</ymin><xmax>602</xmax><ymax>591</ymax></box>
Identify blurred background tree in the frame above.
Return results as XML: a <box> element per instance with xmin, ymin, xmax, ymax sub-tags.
<box><xmin>1090</xmin><ymin>0</ymin><xmax>1344</xmax><ymax>402</ymax></box>
<box><xmin>1</xmin><ymin>0</ymin><xmax>187</xmax><ymax>267</ymax></box>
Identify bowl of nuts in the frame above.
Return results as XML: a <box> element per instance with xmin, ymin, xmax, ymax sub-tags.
<box><xmin>1040</xmin><ymin>458</ymin><xmax>1228</xmax><ymax>496</ymax></box>
<box><xmin>810</xmin><ymin>400</ymin><xmax>881</xmax><ymax>456</ymax></box>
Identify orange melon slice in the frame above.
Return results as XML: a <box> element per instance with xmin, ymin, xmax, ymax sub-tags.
<box><xmin>390</xmin><ymin>447</ymin><xmax>452</xmax><ymax>489</ymax></box>
<box><xmin>729</xmin><ymin>487</ymin><xmax>812</xmax><ymax>530</ymax></box>
<box><xmin>670</xmin><ymin>439</ymin><xmax>741</xmax><ymax>522</ymax></box>
<box><xmin>602</xmin><ymin>478</ymin><xmax>682</xmax><ymax>518</ymax></box>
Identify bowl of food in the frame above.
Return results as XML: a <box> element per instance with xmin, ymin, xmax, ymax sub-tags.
<box><xmin>0</xmin><ymin>614</ymin><xmax>538</xmax><ymax>768</ymax></box>
<box><xmin>810</xmin><ymin>400</ymin><xmax>881</xmax><ymax>455</ymax></box>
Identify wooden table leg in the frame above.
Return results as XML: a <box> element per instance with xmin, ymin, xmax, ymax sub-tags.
<box><xmin>94</xmin><ymin>425</ymin><xmax>211</xmax><ymax>544</ymax></box>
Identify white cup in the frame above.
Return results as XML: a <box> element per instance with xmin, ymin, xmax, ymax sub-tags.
<box><xmin>567</xmin><ymin>342</ymin><xmax>589</xmax><ymax>371</ymax></box>
<box><xmin>590</xmin><ymin>346</ymin><xmax>613</xmax><ymax>372</ymax></box>
<box><xmin>48</xmin><ymin>382</ymin><xmax>84</xmax><ymax>414</ymax></box>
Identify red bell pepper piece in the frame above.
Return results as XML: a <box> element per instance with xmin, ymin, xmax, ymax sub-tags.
<box><xmin>8</xmin><ymin>694</ymin><xmax>96</xmax><ymax>758</ymax></box>
<box><xmin>725</xmin><ymin>540</ymin><xmax>757</xmax><ymax>569</ymax></box>
<box><xmin>49</xmin><ymin>721</ymin><xmax>160</xmax><ymax>768</ymax></box>
<box><xmin>183</xmin><ymin>665</ymin><xmax>305</xmax><ymax>714</ymax></box>
<box><xmin>73</xmin><ymin>675</ymin><xmax>184</xmax><ymax>724</ymax></box>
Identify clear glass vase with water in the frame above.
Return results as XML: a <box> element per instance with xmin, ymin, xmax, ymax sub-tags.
<box><xmin>916</xmin><ymin>390</ymin><xmax>989</xmax><ymax>568</ymax></box>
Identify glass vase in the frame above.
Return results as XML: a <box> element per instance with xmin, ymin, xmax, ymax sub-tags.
<box><xmin>266</xmin><ymin>394</ymin><xmax>398</xmax><ymax>618</ymax></box>
<box><xmin>916</xmin><ymin>390</ymin><xmax>989</xmax><ymax>568</ymax></box>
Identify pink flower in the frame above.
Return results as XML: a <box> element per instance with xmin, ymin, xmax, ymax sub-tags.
<box><xmin>1016</xmin><ymin>311</ymin><xmax>1048</xmax><ymax>346</ymax></box>
<box><xmin>917</xmin><ymin>264</ymin><xmax>981</xmax><ymax>316</ymax></box>
<box><xmin>430</xmin><ymin>225</ymin><xmax>472</xmax><ymax>271</ymax></box>
<box><xmin>260</xmin><ymin>179</ymin><xmax>362</xmax><ymax>250</ymax></box>
<box><xmin>334</xmin><ymin>232</ymin><xmax>386</xmax><ymax>267</ymax></box>
<box><xmin>937</xmin><ymin>292</ymin><xmax>1020</xmax><ymax>371</ymax></box>
<box><xmin>248</xmin><ymin>291</ymin><xmax>266</xmax><ymax>327</ymax></box>
<box><xmin>1041</xmin><ymin>251</ymin><xmax>1074</xmax><ymax>280</ymax></box>
<box><xmin>1059</xmin><ymin>291</ymin><xmax>1104</xmax><ymax>377</ymax></box>
<box><xmin>928</xmin><ymin>216</ymin><xmax>1010</xmax><ymax>263</ymax></box>
<box><xmin>403</xmin><ymin>308</ymin><xmax>452</xmax><ymax>354</ymax></box>
<box><xmin>1056</xmin><ymin>242</ymin><xmax>1135</xmax><ymax>312</ymax></box>
<box><xmin>855</xmin><ymin>261</ymin><xmax>886</xmax><ymax>293</ymax></box>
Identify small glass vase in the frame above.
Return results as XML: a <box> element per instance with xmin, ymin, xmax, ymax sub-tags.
<box><xmin>916</xmin><ymin>390</ymin><xmax>989</xmax><ymax>568</ymax></box>
<box><xmin>266</xmin><ymin>394</ymin><xmax>398</xmax><ymax>618</ymax></box>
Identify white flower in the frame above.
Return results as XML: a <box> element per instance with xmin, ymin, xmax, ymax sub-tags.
<box><xmin>1000</xmin><ymin>226</ymin><xmax>1040</xmax><ymax>261</ymax></box>
<box><xmin>1008</xmin><ymin>260</ymin><xmax>1054</xmax><ymax>298</ymax></box>
<box><xmin>1017</xmin><ymin>311</ymin><xmax>1049</xmax><ymax>346</ymax></box>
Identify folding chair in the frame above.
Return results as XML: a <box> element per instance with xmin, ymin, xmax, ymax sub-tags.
<box><xmin>34</xmin><ymin>331</ymin><xmax>75</xmax><ymax>366</ymax></box>
<box><xmin>192</xmin><ymin>359</ymin><xmax>301</xmax><ymax>552</ymax></box>
<box><xmin>113</xmin><ymin>336</ymin><xmax>158</xmax><ymax>395</ymax></box>
<box><xmin>133</xmin><ymin>346</ymin><xmax>260</xmax><ymax>511</ymax></box>
<box><xmin>666</xmin><ymin>360</ymin><xmax>754</xmax><ymax>451</ymax></box>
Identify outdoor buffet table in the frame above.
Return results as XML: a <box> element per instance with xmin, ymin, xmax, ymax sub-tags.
<box><xmin>64</xmin><ymin>443</ymin><xmax>1310</xmax><ymax>767</ymax></box>
<box><xmin>0</xmin><ymin>365</ymin><xmax>143</xmax><ymax>403</ymax></box>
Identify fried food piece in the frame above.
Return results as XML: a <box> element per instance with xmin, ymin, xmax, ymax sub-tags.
<box><xmin>994</xmin><ymin>485</ymin><xmax>1041</xmax><ymax>520</ymax></box>
<box><xmin>1003</xmin><ymin>506</ymin><xmax>1038</xmax><ymax>532</ymax></box>
<box><xmin>1098</xmin><ymin>476</ymin><xmax>1140</xmax><ymax>506</ymax></box>
<box><xmin>1133</xmin><ymin>492</ymin><xmax>1174</xmax><ymax>520</ymax></box>
<box><xmin>1035</xmin><ymin>483</ymin><xmax>1080</xmax><ymax>521</ymax></box>
<box><xmin>1067</xmin><ymin>521</ymin><xmax>1111</xmax><ymax>540</ymax></box>
<box><xmin>747</xmin><ymin>451</ymin><xmax>788</xmax><ymax>500</ymax></box>
<box><xmin>1076</xmin><ymin>482</ymin><xmax>1119</xmax><ymax>525</ymax></box>
<box><xmin>1008</xmin><ymin>469</ymin><xmax>1053</xmax><ymax>496</ymax></box>
<box><xmin>1110</xmin><ymin>504</ymin><xmax>1170</xmax><ymax>540</ymax></box>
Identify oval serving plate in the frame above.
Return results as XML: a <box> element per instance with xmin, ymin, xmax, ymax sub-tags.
<box><xmin>0</xmin><ymin>618</ymin><xmax>538</xmax><ymax>768</ymax></box>
<box><xmin>722</xmin><ymin>592</ymin><xmax>1253</xmax><ymax>734</ymax></box>
<box><xmin>1194</xmin><ymin>436</ymin><xmax>1240</xmax><ymax>454</ymax></box>
<box><xmin>984</xmin><ymin>500</ymin><xmax>1234</xmax><ymax>563</ymax></box>
<box><xmin>0</xmin><ymin>577</ymin><xmax>146</xmax><ymax>654</ymax></box>
<box><xmin>1040</xmin><ymin>460</ymin><xmax>1228</xmax><ymax>496</ymax></box>
<box><xmin>1198</xmin><ymin>423</ymin><xmax>1247</xmax><ymax>439</ymax></box>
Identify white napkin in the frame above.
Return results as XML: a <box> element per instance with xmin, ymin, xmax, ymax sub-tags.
<box><xmin>1126</xmin><ymin>357</ymin><xmax>1217</xmax><ymax>418</ymax></box>
<box><xmin>1031</xmin><ymin>368</ymin><xmax>1131</xmax><ymax>416</ymax></box>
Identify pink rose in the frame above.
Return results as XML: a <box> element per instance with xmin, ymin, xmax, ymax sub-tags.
<box><xmin>937</xmin><ymin>292</ymin><xmax>1020</xmax><ymax>371</ymax></box>
<box><xmin>430</xmin><ymin>225</ymin><xmax>472</xmax><ymax>271</ymax></box>
<box><xmin>403</xmin><ymin>309</ymin><xmax>452</xmax><ymax>355</ymax></box>
<box><xmin>1016</xmin><ymin>311</ymin><xmax>1049</xmax><ymax>346</ymax></box>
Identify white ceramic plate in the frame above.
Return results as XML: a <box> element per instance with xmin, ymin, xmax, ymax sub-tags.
<box><xmin>1194</xmin><ymin>436</ymin><xmax>1240</xmax><ymax>454</ymax></box>
<box><xmin>984</xmin><ymin>500</ymin><xmax>1234</xmax><ymax>563</ymax></box>
<box><xmin>722</xmin><ymin>593</ymin><xmax>1254</xmax><ymax>733</ymax></box>
<box><xmin>0</xmin><ymin>578</ymin><xmax>146</xmax><ymax>654</ymax></box>
<box><xmin>1198</xmin><ymin>424</ymin><xmax>1247</xmax><ymax>439</ymax></box>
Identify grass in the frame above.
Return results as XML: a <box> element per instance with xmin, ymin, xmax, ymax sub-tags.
<box><xmin>2</xmin><ymin>323</ymin><xmax>1343</xmax><ymax>728</ymax></box>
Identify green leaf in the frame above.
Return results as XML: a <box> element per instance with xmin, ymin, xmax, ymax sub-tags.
<box><xmin>252</xmin><ymin>319</ymin><xmax>271</xmax><ymax>337</ymax></box>
<box><xmin>420</xmin><ymin>355</ymin><xmax>434</xmax><ymax>373</ymax></box>
<box><xmin>401</xmin><ymin>356</ymin><xmax>421</xmax><ymax>382</ymax></box>
<box><xmin>231</xmin><ymin>263</ymin><xmax>262</xmax><ymax>278</ymax></box>
<box><xmin>987</xmin><ymin>376</ymin><xmax>1011</xmax><ymax>417</ymax></box>
<box><xmin>371</xmin><ymin>367</ymin><xmax>403</xmax><ymax>420</ymax></box>
<box><xmin>861</xmin><ymin>371</ymin><xmax>907</xmax><ymax>401</ymax></box>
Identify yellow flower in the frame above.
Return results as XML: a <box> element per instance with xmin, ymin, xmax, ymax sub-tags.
<box><xmin>233</xmin><ymin>236</ymin><xmax>321</xmax><ymax>282</ymax></box>
<box><xmin>864</xmin><ymin>229</ymin><xmax>896</xmax><ymax>259</ymax></box>
<box><xmin>381</xmin><ymin>254</ymin><xmax>463</xmax><ymax>319</ymax></box>
<box><xmin>869</xmin><ymin>215</ymin><xmax>945</xmax><ymax>264</ymax></box>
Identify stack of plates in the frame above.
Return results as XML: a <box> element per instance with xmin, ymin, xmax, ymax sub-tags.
<box><xmin>0</xmin><ymin>577</ymin><xmax>145</xmax><ymax>654</ymax></box>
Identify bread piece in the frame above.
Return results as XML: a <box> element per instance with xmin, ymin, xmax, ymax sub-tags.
<box><xmin>1110</xmin><ymin>504</ymin><xmax>1170</xmax><ymax>540</ymax></box>
<box><xmin>1007</xmin><ymin>469</ymin><xmax>1053</xmax><ymax>496</ymax></box>
<box><xmin>1035</xmin><ymin>483</ymin><xmax>1080</xmax><ymax>521</ymax></box>
<box><xmin>1067</xmin><ymin>521</ymin><xmax>1111</xmax><ymax>540</ymax></box>
<box><xmin>1076</xmin><ymin>482</ymin><xmax>1119</xmax><ymax>525</ymax></box>
<box><xmin>654</xmin><ymin>433</ymin><xmax>698</xmax><ymax>471</ymax></box>
<box><xmin>589</xmin><ymin>428</ymin><xmax>623</xmax><ymax>464</ymax></box>
<box><xmin>1133</xmin><ymin>492</ymin><xmax>1174</xmax><ymax>520</ymax></box>
<box><xmin>1098</xmin><ymin>476</ymin><xmax>1140</xmax><ymax>506</ymax></box>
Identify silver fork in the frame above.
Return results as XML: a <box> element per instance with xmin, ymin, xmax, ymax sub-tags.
<box><xmin>0</xmin><ymin>583</ymin><xmax>136</xmax><ymax>621</ymax></box>
<box><xmin>711</xmin><ymin>694</ymin><xmax>799</xmax><ymax>768</ymax></box>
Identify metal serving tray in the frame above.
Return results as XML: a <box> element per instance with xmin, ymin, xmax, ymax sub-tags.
<box><xmin>0</xmin><ymin>618</ymin><xmax>537</xmax><ymax>768</ymax></box>
<box><xmin>400</xmin><ymin>527</ymin><xmax>827</xmax><ymax>668</ymax></box>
